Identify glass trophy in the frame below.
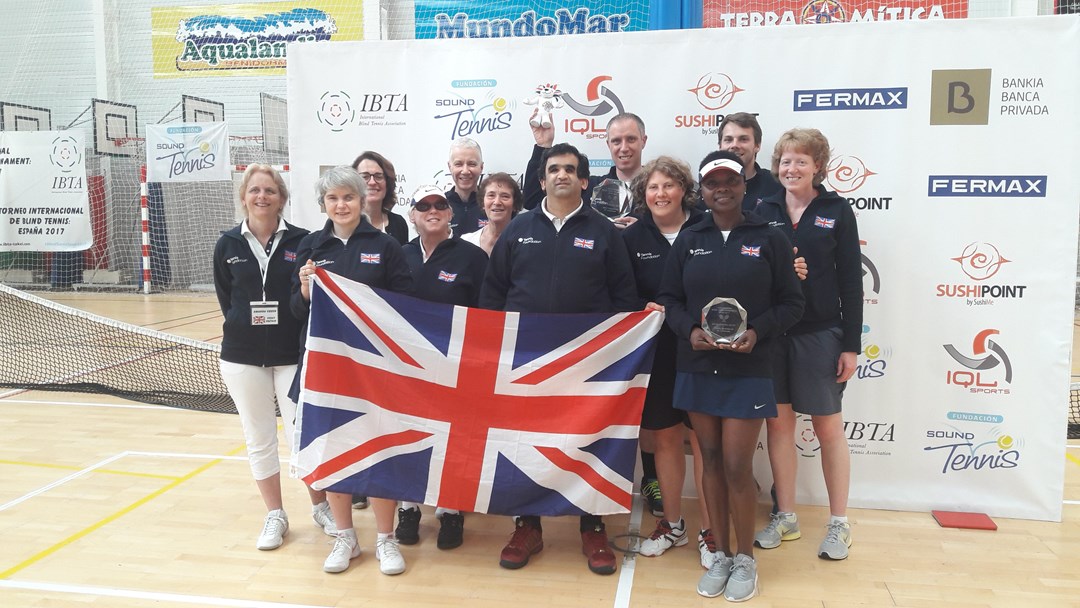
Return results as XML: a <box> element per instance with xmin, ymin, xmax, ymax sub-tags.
<box><xmin>590</xmin><ymin>178</ymin><xmax>629</xmax><ymax>220</ymax></box>
<box><xmin>701</xmin><ymin>297</ymin><xmax>747</xmax><ymax>344</ymax></box>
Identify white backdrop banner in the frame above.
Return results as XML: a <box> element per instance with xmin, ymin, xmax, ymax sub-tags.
<box><xmin>145</xmin><ymin>122</ymin><xmax>230</xmax><ymax>182</ymax></box>
<box><xmin>288</xmin><ymin>16</ymin><xmax>1080</xmax><ymax>521</ymax></box>
<box><xmin>0</xmin><ymin>131</ymin><xmax>91</xmax><ymax>252</ymax></box>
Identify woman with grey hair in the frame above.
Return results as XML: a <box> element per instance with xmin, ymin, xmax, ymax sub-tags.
<box><xmin>290</xmin><ymin>165</ymin><xmax>413</xmax><ymax>576</ymax></box>
<box><xmin>213</xmin><ymin>164</ymin><xmax>335</xmax><ymax>552</ymax></box>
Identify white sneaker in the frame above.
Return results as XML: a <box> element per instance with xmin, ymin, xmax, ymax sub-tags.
<box><xmin>638</xmin><ymin>519</ymin><xmax>688</xmax><ymax>557</ymax></box>
<box><xmin>376</xmin><ymin>536</ymin><xmax>406</xmax><ymax>575</ymax></box>
<box><xmin>698</xmin><ymin>529</ymin><xmax>718</xmax><ymax>569</ymax></box>
<box><xmin>324</xmin><ymin>531</ymin><xmax>361</xmax><ymax>573</ymax></box>
<box><xmin>256</xmin><ymin>509</ymin><xmax>288</xmax><ymax>551</ymax></box>
<box><xmin>312</xmin><ymin>502</ymin><xmax>336</xmax><ymax>536</ymax></box>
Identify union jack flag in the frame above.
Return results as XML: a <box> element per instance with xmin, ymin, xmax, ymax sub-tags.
<box><xmin>360</xmin><ymin>253</ymin><xmax>381</xmax><ymax>264</ymax></box>
<box><xmin>438</xmin><ymin>270</ymin><xmax>458</xmax><ymax>283</ymax></box>
<box><xmin>740</xmin><ymin>245</ymin><xmax>761</xmax><ymax>257</ymax></box>
<box><xmin>292</xmin><ymin>269</ymin><xmax>664</xmax><ymax>516</ymax></box>
<box><xmin>573</xmin><ymin>237</ymin><xmax>595</xmax><ymax>250</ymax></box>
<box><xmin>814</xmin><ymin>216</ymin><xmax>836</xmax><ymax>229</ymax></box>
<box><xmin>283</xmin><ymin>250</ymin><xmax>296</xmax><ymax>262</ymax></box>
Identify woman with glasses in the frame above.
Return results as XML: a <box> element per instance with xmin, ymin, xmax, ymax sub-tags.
<box><xmin>394</xmin><ymin>185</ymin><xmax>489</xmax><ymax>550</ymax></box>
<box><xmin>352</xmin><ymin>151</ymin><xmax>408</xmax><ymax>245</ymax></box>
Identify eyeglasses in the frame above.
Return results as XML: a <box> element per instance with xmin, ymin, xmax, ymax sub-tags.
<box><xmin>414</xmin><ymin>200</ymin><xmax>450</xmax><ymax>212</ymax></box>
<box><xmin>359</xmin><ymin>172</ymin><xmax>386</xmax><ymax>182</ymax></box>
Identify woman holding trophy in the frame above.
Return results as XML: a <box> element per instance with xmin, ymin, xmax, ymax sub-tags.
<box><xmin>657</xmin><ymin>150</ymin><xmax>803</xmax><ymax>602</ymax></box>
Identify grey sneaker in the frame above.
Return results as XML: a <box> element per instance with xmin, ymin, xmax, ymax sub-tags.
<box><xmin>723</xmin><ymin>554</ymin><xmax>758</xmax><ymax>602</ymax></box>
<box><xmin>323</xmin><ymin>531</ymin><xmax>361</xmax><ymax>573</ymax></box>
<box><xmin>696</xmin><ymin>550</ymin><xmax>734</xmax><ymax>597</ymax></box>
<box><xmin>311</xmin><ymin>502</ymin><xmax>336</xmax><ymax>536</ymax></box>
<box><xmin>256</xmin><ymin>509</ymin><xmax>288</xmax><ymax>551</ymax></box>
<box><xmin>754</xmin><ymin>512</ymin><xmax>800</xmax><ymax>549</ymax></box>
<box><xmin>818</xmin><ymin>521</ymin><xmax>852</xmax><ymax>560</ymax></box>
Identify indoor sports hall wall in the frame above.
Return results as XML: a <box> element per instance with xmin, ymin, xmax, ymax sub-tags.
<box><xmin>287</xmin><ymin>16</ymin><xmax>1080</xmax><ymax>521</ymax></box>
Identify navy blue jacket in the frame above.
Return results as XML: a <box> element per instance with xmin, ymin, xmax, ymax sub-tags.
<box><xmin>621</xmin><ymin>209</ymin><xmax>704</xmax><ymax>307</ymax></box>
<box><xmin>446</xmin><ymin>188</ymin><xmax>487</xmax><ymax>237</ymax></box>
<box><xmin>657</xmin><ymin>212</ymin><xmax>804</xmax><ymax>377</ymax></box>
<box><xmin>403</xmin><ymin>236</ymin><xmax>488</xmax><ymax>307</ymax></box>
<box><xmin>755</xmin><ymin>186</ymin><xmax>863</xmax><ymax>353</ymax></box>
<box><xmin>288</xmin><ymin>219</ymin><xmax>413</xmax><ymax>402</ymax></box>
<box><xmin>385</xmin><ymin>211</ymin><xmax>409</xmax><ymax>246</ymax></box>
<box><xmin>745</xmin><ymin>163</ymin><xmax>782</xmax><ymax>211</ymax></box>
<box><xmin>213</xmin><ymin>221</ymin><xmax>309</xmax><ymax>366</ymax></box>
<box><xmin>480</xmin><ymin>203</ymin><xmax>638</xmax><ymax>314</ymax></box>
<box><xmin>522</xmin><ymin>144</ymin><xmax>616</xmax><ymax>212</ymax></box>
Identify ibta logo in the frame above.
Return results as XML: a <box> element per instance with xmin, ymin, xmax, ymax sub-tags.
<box><xmin>943</xmin><ymin>328</ymin><xmax>1012</xmax><ymax>395</ymax></box>
<box><xmin>793</xmin><ymin>87</ymin><xmax>907</xmax><ymax>111</ymax></box>
<box><xmin>927</xmin><ymin>175</ymin><xmax>1047</xmax><ymax>197</ymax></box>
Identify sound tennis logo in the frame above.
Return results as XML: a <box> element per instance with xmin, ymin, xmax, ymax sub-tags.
<box><xmin>943</xmin><ymin>328</ymin><xmax>1012</xmax><ymax>395</ymax></box>
<box><xmin>923</xmin><ymin>424</ymin><xmax>1021</xmax><ymax>475</ymax></box>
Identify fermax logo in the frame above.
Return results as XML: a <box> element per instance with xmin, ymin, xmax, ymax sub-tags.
<box><xmin>944</xmin><ymin>328</ymin><xmax>1012</xmax><ymax>394</ymax></box>
<box><xmin>927</xmin><ymin>175</ymin><xmax>1046</xmax><ymax>197</ymax></box>
<box><xmin>793</xmin><ymin>87</ymin><xmax>907</xmax><ymax>111</ymax></box>
<box><xmin>930</xmin><ymin>69</ymin><xmax>991</xmax><ymax>125</ymax></box>
<box><xmin>825</xmin><ymin>155</ymin><xmax>875</xmax><ymax>193</ymax></box>
<box><xmin>688</xmin><ymin>73</ymin><xmax>744</xmax><ymax>110</ymax></box>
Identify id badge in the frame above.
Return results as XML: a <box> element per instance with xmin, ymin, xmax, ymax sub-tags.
<box><xmin>251</xmin><ymin>301</ymin><xmax>279</xmax><ymax>326</ymax></box>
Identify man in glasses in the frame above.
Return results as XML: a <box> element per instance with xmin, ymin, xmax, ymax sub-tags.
<box><xmin>480</xmin><ymin>142</ymin><xmax>638</xmax><ymax>577</ymax></box>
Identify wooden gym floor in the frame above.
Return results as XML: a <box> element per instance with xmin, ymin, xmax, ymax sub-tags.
<box><xmin>0</xmin><ymin>292</ymin><xmax>1078</xmax><ymax>607</ymax></box>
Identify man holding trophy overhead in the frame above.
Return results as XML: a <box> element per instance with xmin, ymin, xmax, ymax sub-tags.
<box><xmin>657</xmin><ymin>150</ymin><xmax>804</xmax><ymax>602</ymax></box>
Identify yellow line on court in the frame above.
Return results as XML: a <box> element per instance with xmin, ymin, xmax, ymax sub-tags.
<box><xmin>0</xmin><ymin>446</ymin><xmax>245</xmax><ymax>580</ymax></box>
<box><xmin>0</xmin><ymin>459</ymin><xmax>180</xmax><ymax>480</ymax></box>
<box><xmin>1067</xmin><ymin>452</ymin><xmax>1080</xmax><ymax>467</ymax></box>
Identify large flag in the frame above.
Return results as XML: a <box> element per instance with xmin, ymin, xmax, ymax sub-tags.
<box><xmin>292</xmin><ymin>269</ymin><xmax>665</xmax><ymax>516</ymax></box>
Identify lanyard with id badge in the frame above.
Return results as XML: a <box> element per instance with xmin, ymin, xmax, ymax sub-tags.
<box><xmin>251</xmin><ymin>232</ymin><xmax>280</xmax><ymax>326</ymax></box>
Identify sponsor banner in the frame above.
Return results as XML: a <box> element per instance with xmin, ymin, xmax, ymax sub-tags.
<box><xmin>703</xmin><ymin>0</ymin><xmax>964</xmax><ymax>28</ymax></box>
<box><xmin>145</xmin><ymin>123</ymin><xmax>230</xmax><ymax>182</ymax></box>
<box><xmin>150</xmin><ymin>2</ymin><xmax>363</xmax><ymax>78</ymax></box>
<box><xmin>414</xmin><ymin>1</ymin><xmax>648</xmax><ymax>39</ymax></box>
<box><xmin>290</xmin><ymin>17</ymin><xmax>1080</xmax><ymax>521</ymax></box>
<box><xmin>0</xmin><ymin>131</ymin><xmax>91</xmax><ymax>252</ymax></box>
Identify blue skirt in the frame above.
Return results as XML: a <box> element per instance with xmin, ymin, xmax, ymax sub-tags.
<box><xmin>673</xmin><ymin>372</ymin><xmax>777</xmax><ymax>419</ymax></box>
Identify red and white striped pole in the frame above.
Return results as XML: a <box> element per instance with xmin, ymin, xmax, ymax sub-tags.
<box><xmin>139</xmin><ymin>165</ymin><xmax>151</xmax><ymax>295</ymax></box>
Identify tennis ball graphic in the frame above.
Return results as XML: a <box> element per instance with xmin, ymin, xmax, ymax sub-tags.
<box><xmin>997</xmin><ymin>435</ymin><xmax>1014</xmax><ymax>450</ymax></box>
<box><xmin>199</xmin><ymin>141</ymin><xmax>211</xmax><ymax>153</ymax></box>
<box><xmin>865</xmin><ymin>344</ymin><xmax>881</xmax><ymax>359</ymax></box>
<box><xmin>493</xmin><ymin>97</ymin><xmax>507</xmax><ymax>112</ymax></box>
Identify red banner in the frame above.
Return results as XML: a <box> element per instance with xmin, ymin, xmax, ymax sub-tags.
<box><xmin>703</xmin><ymin>0</ymin><xmax>967</xmax><ymax>28</ymax></box>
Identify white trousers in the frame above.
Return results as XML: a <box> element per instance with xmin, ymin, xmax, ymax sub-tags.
<box><xmin>219</xmin><ymin>360</ymin><xmax>298</xmax><ymax>480</ymax></box>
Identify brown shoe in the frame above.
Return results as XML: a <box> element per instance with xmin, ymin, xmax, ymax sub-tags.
<box><xmin>499</xmin><ymin>520</ymin><xmax>543</xmax><ymax>569</ymax></box>
<box><xmin>581</xmin><ymin>527</ymin><xmax>616</xmax><ymax>575</ymax></box>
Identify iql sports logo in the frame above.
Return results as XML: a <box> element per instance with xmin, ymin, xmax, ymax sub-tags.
<box><xmin>923</xmin><ymin>423</ymin><xmax>1021</xmax><ymax>475</ymax></box>
<box><xmin>561</xmin><ymin>75</ymin><xmax>625</xmax><ymax>139</ymax></box>
<box><xmin>943</xmin><ymin>328</ymin><xmax>1012</xmax><ymax>395</ymax></box>
<box><xmin>824</xmin><ymin>153</ymin><xmax>891</xmax><ymax>215</ymax></box>
<box><xmin>860</xmin><ymin>239</ymin><xmax>880</xmax><ymax>305</ymax></box>
<box><xmin>935</xmin><ymin>242</ymin><xmax>1026</xmax><ymax>306</ymax></box>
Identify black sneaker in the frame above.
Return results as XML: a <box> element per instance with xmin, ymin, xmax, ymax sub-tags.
<box><xmin>351</xmin><ymin>495</ymin><xmax>369</xmax><ymax>510</ymax></box>
<box><xmin>641</xmin><ymin>478</ymin><xmax>664</xmax><ymax>518</ymax></box>
<box><xmin>396</xmin><ymin>507</ymin><xmax>421</xmax><ymax>545</ymax></box>
<box><xmin>437</xmin><ymin>512</ymin><xmax>464</xmax><ymax>550</ymax></box>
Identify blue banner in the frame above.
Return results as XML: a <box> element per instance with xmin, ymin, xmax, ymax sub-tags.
<box><xmin>415</xmin><ymin>2</ymin><xmax>650</xmax><ymax>39</ymax></box>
